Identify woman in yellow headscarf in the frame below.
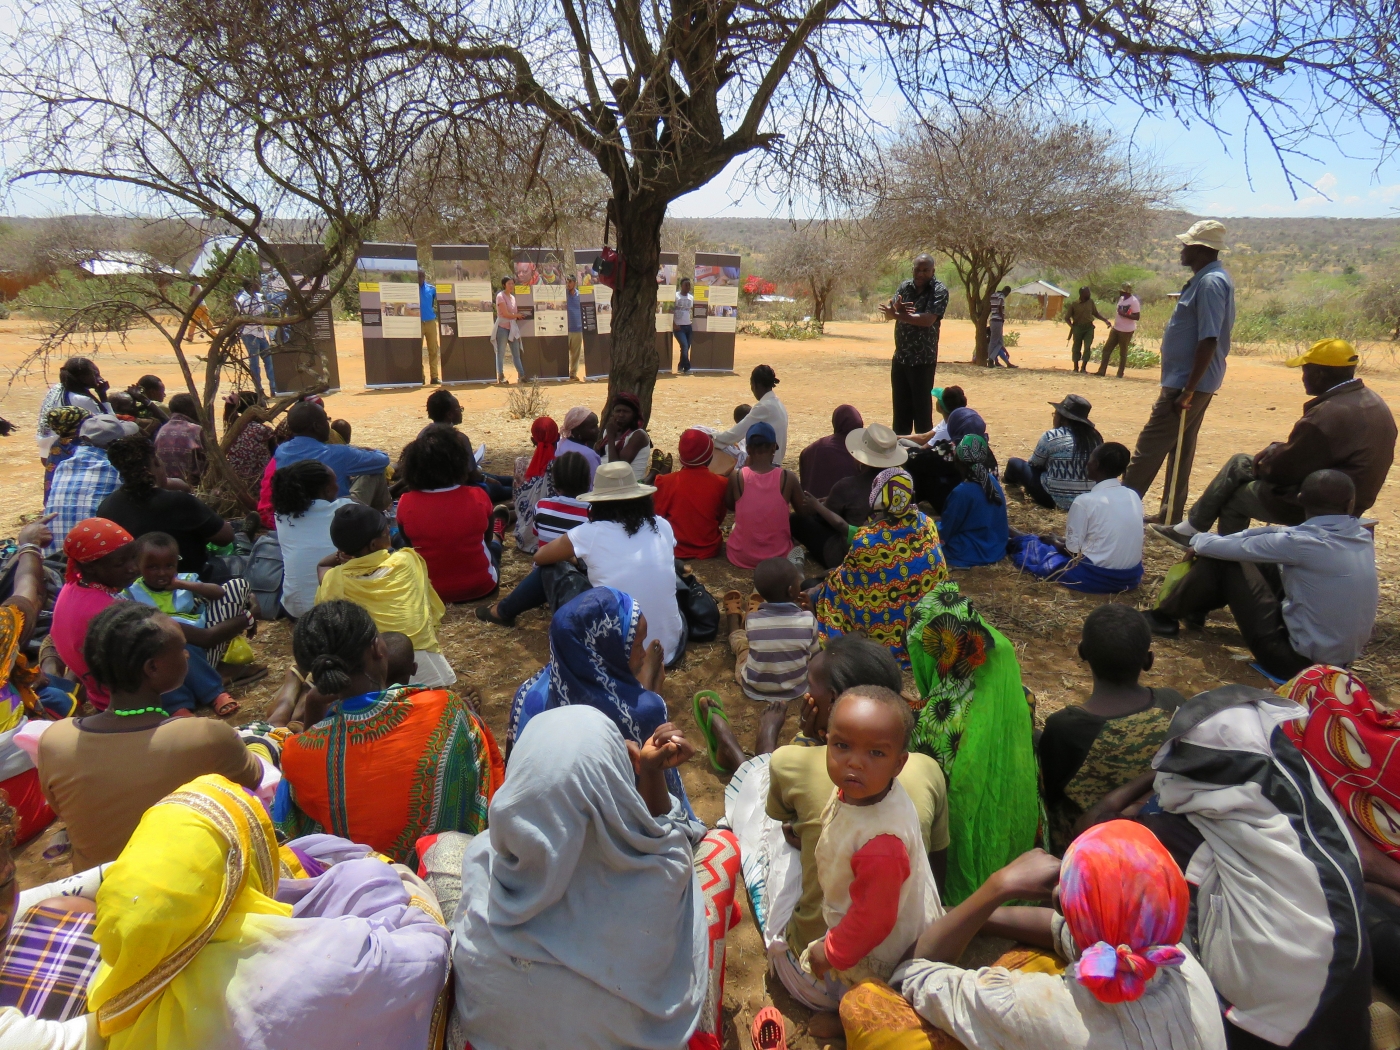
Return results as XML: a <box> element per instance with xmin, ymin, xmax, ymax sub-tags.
<box><xmin>88</xmin><ymin>775</ymin><xmax>451</xmax><ymax>1050</ymax></box>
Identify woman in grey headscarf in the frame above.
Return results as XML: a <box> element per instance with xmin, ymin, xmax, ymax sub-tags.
<box><xmin>449</xmin><ymin>705</ymin><xmax>741</xmax><ymax>1050</ymax></box>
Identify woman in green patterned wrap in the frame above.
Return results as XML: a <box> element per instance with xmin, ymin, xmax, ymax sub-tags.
<box><xmin>905</xmin><ymin>580</ymin><xmax>1039</xmax><ymax>903</ymax></box>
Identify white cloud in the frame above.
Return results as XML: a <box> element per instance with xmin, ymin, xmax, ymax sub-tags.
<box><xmin>1369</xmin><ymin>184</ymin><xmax>1400</xmax><ymax>202</ymax></box>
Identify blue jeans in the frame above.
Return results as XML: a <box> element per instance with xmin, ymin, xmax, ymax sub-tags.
<box><xmin>496</xmin><ymin>562</ymin><xmax>593</xmax><ymax>620</ymax></box>
<box><xmin>242</xmin><ymin>334</ymin><xmax>276</xmax><ymax>394</ymax></box>
<box><xmin>476</xmin><ymin>476</ymin><xmax>513</xmax><ymax>504</ymax></box>
<box><xmin>160</xmin><ymin>645</ymin><xmax>225</xmax><ymax>714</ymax></box>
<box><xmin>674</xmin><ymin>325</ymin><xmax>693</xmax><ymax>371</ymax></box>
<box><xmin>493</xmin><ymin>327</ymin><xmax>525</xmax><ymax>382</ymax></box>
<box><xmin>1003</xmin><ymin>457</ymin><xmax>1055</xmax><ymax>509</ymax></box>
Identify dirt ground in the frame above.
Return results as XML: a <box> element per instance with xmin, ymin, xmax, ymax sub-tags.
<box><xmin>2</xmin><ymin>314</ymin><xmax>1398</xmax><ymax>1048</ymax></box>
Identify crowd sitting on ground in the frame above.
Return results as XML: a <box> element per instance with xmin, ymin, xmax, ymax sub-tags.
<box><xmin>0</xmin><ymin>340</ymin><xmax>1395</xmax><ymax>1050</ymax></box>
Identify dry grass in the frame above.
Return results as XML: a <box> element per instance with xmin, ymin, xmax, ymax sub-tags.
<box><xmin>505</xmin><ymin>382</ymin><xmax>550</xmax><ymax>420</ymax></box>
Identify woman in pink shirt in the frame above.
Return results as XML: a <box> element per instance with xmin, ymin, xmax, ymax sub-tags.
<box><xmin>494</xmin><ymin>276</ymin><xmax>525</xmax><ymax>385</ymax></box>
<box><xmin>49</xmin><ymin>518</ymin><xmax>140</xmax><ymax>710</ymax></box>
<box><xmin>725</xmin><ymin>421</ymin><xmax>805</xmax><ymax>569</ymax></box>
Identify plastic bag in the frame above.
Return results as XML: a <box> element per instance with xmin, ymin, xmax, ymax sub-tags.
<box><xmin>223</xmin><ymin>635</ymin><xmax>256</xmax><ymax>665</ymax></box>
<box><xmin>1156</xmin><ymin>559</ymin><xmax>1192</xmax><ymax>606</ymax></box>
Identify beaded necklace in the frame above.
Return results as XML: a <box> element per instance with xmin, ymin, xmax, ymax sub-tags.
<box><xmin>111</xmin><ymin>706</ymin><xmax>166</xmax><ymax>717</ymax></box>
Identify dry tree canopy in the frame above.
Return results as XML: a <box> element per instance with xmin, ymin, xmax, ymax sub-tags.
<box><xmin>870</xmin><ymin>108</ymin><xmax>1179</xmax><ymax>361</ymax></box>
<box><xmin>3</xmin><ymin>0</ymin><xmax>1399</xmax><ymax>405</ymax></box>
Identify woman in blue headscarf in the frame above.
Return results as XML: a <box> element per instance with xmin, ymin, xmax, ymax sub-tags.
<box><xmin>509</xmin><ymin>586</ymin><xmax>688</xmax><ymax>809</ymax></box>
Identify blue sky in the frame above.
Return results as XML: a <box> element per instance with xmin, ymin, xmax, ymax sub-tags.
<box><xmin>672</xmin><ymin>95</ymin><xmax>1400</xmax><ymax>221</ymax></box>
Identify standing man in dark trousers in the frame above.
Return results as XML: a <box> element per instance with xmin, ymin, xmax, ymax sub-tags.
<box><xmin>880</xmin><ymin>254</ymin><xmax>949</xmax><ymax>435</ymax></box>
<box><xmin>1061</xmin><ymin>286</ymin><xmax>1109</xmax><ymax>373</ymax></box>
<box><xmin>1123</xmin><ymin>219</ymin><xmax>1235</xmax><ymax>524</ymax></box>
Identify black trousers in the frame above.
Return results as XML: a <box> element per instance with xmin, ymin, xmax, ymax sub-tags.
<box><xmin>1156</xmin><ymin>556</ymin><xmax>1312</xmax><ymax>680</ymax></box>
<box><xmin>790</xmin><ymin>512</ymin><xmax>848</xmax><ymax>569</ymax></box>
<box><xmin>891</xmin><ymin>359</ymin><xmax>936</xmax><ymax>435</ymax></box>
<box><xmin>1003</xmin><ymin>457</ymin><xmax>1056</xmax><ymax>509</ymax></box>
<box><xmin>904</xmin><ymin>447</ymin><xmax>962</xmax><ymax>513</ymax></box>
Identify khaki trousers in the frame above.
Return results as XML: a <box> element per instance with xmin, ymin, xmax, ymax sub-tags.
<box><xmin>568</xmin><ymin>331</ymin><xmax>584</xmax><ymax>379</ymax></box>
<box><xmin>1122</xmin><ymin>387</ymin><xmax>1215</xmax><ymax>524</ymax></box>
<box><xmin>421</xmin><ymin>320</ymin><xmax>440</xmax><ymax>383</ymax></box>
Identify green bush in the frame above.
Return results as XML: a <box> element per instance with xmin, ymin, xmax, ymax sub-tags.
<box><xmin>1125</xmin><ymin>345</ymin><xmax>1161</xmax><ymax>369</ymax></box>
<box><xmin>17</xmin><ymin>271</ymin><xmax>152</xmax><ymax>332</ymax></box>
<box><xmin>737</xmin><ymin>318</ymin><xmax>823</xmax><ymax>340</ymax></box>
<box><xmin>1002</xmin><ymin>329</ymin><xmax>1021</xmax><ymax>347</ymax></box>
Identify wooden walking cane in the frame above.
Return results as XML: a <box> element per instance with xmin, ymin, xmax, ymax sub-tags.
<box><xmin>1164</xmin><ymin>405</ymin><xmax>1190</xmax><ymax>525</ymax></box>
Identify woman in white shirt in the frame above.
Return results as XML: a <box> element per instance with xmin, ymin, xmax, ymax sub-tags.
<box><xmin>493</xmin><ymin>276</ymin><xmax>525</xmax><ymax>385</ymax></box>
<box><xmin>711</xmin><ymin>364</ymin><xmax>789</xmax><ymax>464</ymax></box>
<box><xmin>271</xmin><ymin>460</ymin><xmax>352</xmax><ymax>618</ymax></box>
<box><xmin>673</xmin><ymin>278</ymin><xmax>695</xmax><ymax>374</ymax></box>
<box><xmin>534</xmin><ymin>461</ymin><xmax>685</xmax><ymax>665</ymax></box>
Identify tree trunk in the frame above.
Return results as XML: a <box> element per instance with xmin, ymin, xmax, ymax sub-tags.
<box><xmin>606</xmin><ymin>193</ymin><xmax>667</xmax><ymax>424</ymax></box>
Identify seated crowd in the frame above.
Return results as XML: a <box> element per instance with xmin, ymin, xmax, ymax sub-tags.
<box><xmin>0</xmin><ymin>342</ymin><xmax>1394</xmax><ymax>1050</ymax></box>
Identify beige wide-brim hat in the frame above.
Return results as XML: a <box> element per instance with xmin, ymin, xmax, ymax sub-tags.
<box><xmin>577</xmin><ymin>459</ymin><xmax>657</xmax><ymax>502</ymax></box>
<box><xmin>846</xmin><ymin>422</ymin><xmax>909</xmax><ymax>468</ymax></box>
<box><xmin>1119</xmin><ymin>282</ymin><xmax>1133</xmax><ymax>293</ymax></box>
<box><xmin>1176</xmin><ymin>219</ymin><xmax>1228</xmax><ymax>252</ymax></box>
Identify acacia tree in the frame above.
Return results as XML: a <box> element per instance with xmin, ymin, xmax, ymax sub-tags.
<box><xmin>872</xmin><ymin>110</ymin><xmax>1175</xmax><ymax>364</ymax></box>
<box><xmin>7</xmin><ymin>0</ymin><xmax>1400</xmax><ymax>414</ymax></box>
<box><xmin>767</xmin><ymin>226</ymin><xmax>870</xmax><ymax>323</ymax></box>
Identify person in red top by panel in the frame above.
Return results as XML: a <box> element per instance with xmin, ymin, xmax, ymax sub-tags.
<box><xmin>654</xmin><ymin>429</ymin><xmax>730</xmax><ymax>560</ymax></box>
<box><xmin>395</xmin><ymin>424</ymin><xmax>508</xmax><ymax>602</ymax></box>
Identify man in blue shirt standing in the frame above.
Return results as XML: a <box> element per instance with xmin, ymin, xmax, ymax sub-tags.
<box><xmin>565</xmin><ymin>276</ymin><xmax>584</xmax><ymax>381</ymax></box>
<box><xmin>1123</xmin><ymin>219</ymin><xmax>1235</xmax><ymax>524</ymax></box>
<box><xmin>418</xmin><ymin>269</ymin><xmax>440</xmax><ymax>385</ymax></box>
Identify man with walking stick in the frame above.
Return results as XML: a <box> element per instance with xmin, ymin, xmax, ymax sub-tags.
<box><xmin>1122</xmin><ymin>219</ymin><xmax>1235</xmax><ymax>524</ymax></box>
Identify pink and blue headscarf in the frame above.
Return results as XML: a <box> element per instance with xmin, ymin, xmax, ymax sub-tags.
<box><xmin>1059</xmin><ymin>819</ymin><xmax>1189</xmax><ymax>1003</ymax></box>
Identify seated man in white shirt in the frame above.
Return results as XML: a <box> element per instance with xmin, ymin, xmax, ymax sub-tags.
<box><xmin>1146</xmin><ymin>469</ymin><xmax>1376</xmax><ymax>682</ymax></box>
<box><xmin>1007</xmin><ymin>442</ymin><xmax>1144</xmax><ymax>593</ymax></box>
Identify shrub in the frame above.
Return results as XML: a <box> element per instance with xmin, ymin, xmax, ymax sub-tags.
<box><xmin>17</xmin><ymin>271</ymin><xmax>151</xmax><ymax>332</ymax></box>
<box><xmin>737</xmin><ymin>318</ymin><xmax>823</xmax><ymax>340</ymax></box>
<box><xmin>506</xmin><ymin>382</ymin><xmax>550</xmax><ymax>420</ymax></box>
<box><xmin>1002</xmin><ymin>329</ymin><xmax>1021</xmax><ymax>347</ymax></box>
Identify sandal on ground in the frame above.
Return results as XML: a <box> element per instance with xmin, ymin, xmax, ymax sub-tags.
<box><xmin>752</xmin><ymin>1007</ymin><xmax>787</xmax><ymax>1050</ymax></box>
<box><xmin>213</xmin><ymin>694</ymin><xmax>241</xmax><ymax>718</ymax></box>
<box><xmin>722</xmin><ymin>589</ymin><xmax>743</xmax><ymax>617</ymax></box>
<box><xmin>691</xmin><ymin>690</ymin><xmax>732</xmax><ymax>774</ymax></box>
<box><xmin>747</xmin><ymin>591</ymin><xmax>762</xmax><ymax>613</ymax></box>
<box><xmin>219</xmin><ymin>662</ymin><xmax>269</xmax><ymax>688</ymax></box>
<box><xmin>475</xmin><ymin>604</ymin><xmax>515</xmax><ymax>628</ymax></box>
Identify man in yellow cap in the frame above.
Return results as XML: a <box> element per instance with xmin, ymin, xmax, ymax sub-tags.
<box><xmin>1123</xmin><ymin>218</ymin><xmax>1235</xmax><ymax>523</ymax></box>
<box><xmin>1151</xmin><ymin>337</ymin><xmax>1395</xmax><ymax>545</ymax></box>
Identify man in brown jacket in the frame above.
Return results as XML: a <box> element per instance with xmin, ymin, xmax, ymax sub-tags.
<box><xmin>1152</xmin><ymin>339</ymin><xmax>1395</xmax><ymax>544</ymax></box>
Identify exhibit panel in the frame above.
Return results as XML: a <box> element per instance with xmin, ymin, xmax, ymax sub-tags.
<box><xmin>358</xmin><ymin>242</ymin><xmax>424</xmax><ymax>388</ymax></box>
<box><xmin>432</xmin><ymin>244</ymin><xmax>496</xmax><ymax>383</ymax></box>
<box><xmin>690</xmin><ymin>251</ymin><xmax>739</xmax><ymax>373</ymax></box>
<box><xmin>261</xmin><ymin>242</ymin><xmax>341</xmax><ymax>394</ymax></box>
<box><xmin>574</xmin><ymin>248</ymin><xmax>611</xmax><ymax>379</ymax></box>
<box><xmin>513</xmin><ymin>247</ymin><xmax>569</xmax><ymax>380</ymax></box>
<box><xmin>655</xmin><ymin>252</ymin><xmax>677</xmax><ymax>374</ymax></box>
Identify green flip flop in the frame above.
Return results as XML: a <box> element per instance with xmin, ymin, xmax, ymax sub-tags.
<box><xmin>691</xmin><ymin>690</ymin><xmax>731</xmax><ymax>774</ymax></box>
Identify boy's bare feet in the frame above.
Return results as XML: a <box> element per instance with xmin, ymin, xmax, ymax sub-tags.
<box><xmin>754</xmin><ymin>700</ymin><xmax>788</xmax><ymax>756</ymax></box>
<box><xmin>459</xmin><ymin>685</ymin><xmax>483</xmax><ymax>714</ymax></box>
<box><xmin>639</xmin><ymin>639</ymin><xmax>666</xmax><ymax>693</ymax></box>
<box><xmin>807</xmin><ymin>1011</ymin><xmax>843</xmax><ymax>1039</ymax></box>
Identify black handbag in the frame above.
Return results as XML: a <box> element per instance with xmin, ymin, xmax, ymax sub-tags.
<box><xmin>675</xmin><ymin>562</ymin><xmax>719</xmax><ymax>642</ymax></box>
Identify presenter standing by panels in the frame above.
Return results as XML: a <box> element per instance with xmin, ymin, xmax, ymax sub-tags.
<box><xmin>418</xmin><ymin>269</ymin><xmax>440</xmax><ymax>386</ymax></box>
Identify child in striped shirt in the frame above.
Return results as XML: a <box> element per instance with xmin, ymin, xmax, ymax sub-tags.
<box><xmin>728</xmin><ymin>556</ymin><xmax>821</xmax><ymax>701</ymax></box>
<box><xmin>533</xmin><ymin>451</ymin><xmax>591</xmax><ymax>544</ymax></box>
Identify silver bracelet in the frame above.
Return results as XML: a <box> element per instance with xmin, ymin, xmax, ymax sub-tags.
<box><xmin>12</xmin><ymin>544</ymin><xmax>43</xmax><ymax>561</ymax></box>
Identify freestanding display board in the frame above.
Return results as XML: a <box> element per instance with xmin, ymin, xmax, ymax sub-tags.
<box><xmin>690</xmin><ymin>252</ymin><xmax>739</xmax><ymax>373</ymax></box>
<box><xmin>572</xmin><ymin>248</ymin><xmax>673</xmax><ymax>379</ymax></box>
<box><xmin>261</xmin><ymin>243</ymin><xmax>341</xmax><ymax>394</ymax></box>
<box><xmin>512</xmin><ymin>248</ymin><xmax>569</xmax><ymax>380</ymax></box>
<box><xmin>432</xmin><ymin>244</ymin><xmax>496</xmax><ymax>383</ymax></box>
<box><xmin>654</xmin><ymin>252</ymin><xmax>677</xmax><ymax>374</ymax></box>
<box><xmin>357</xmin><ymin>243</ymin><xmax>423</xmax><ymax>388</ymax></box>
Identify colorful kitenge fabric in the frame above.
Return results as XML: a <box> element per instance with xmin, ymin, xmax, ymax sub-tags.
<box><xmin>224</xmin><ymin>420</ymin><xmax>275</xmax><ymax>493</ymax></box>
<box><xmin>1280</xmin><ymin>665</ymin><xmax>1400</xmax><ymax>861</ymax></box>
<box><xmin>906</xmin><ymin>582</ymin><xmax>994</xmax><ymax>769</ymax></box>
<box><xmin>906</xmin><ymin>581</ymin><xmax>1039</xmax><ymax>904</ymax></box>
<box><xmin>840</xmin><ymin>950</ymin><xmax>1064</xmax><ymax>1050</ymax></box>
<box><xmin>274</xmin><ymin>685</ymin><xmax>505</xmax><ymax>865</ymax></box>
<box><xmin>0</xmin><ymin>903</ymin><xmax>100</xmax><ymax>1021</ymax></box>
<box><xmin>814</xmin><ymin>500</ymin><xmax>947</xmax><ymax>668</ymax></box>
<box><xmin>1059</xmin><ymin>820</ymin><xmax>1189</xmax><ymax>1004</ymax></box>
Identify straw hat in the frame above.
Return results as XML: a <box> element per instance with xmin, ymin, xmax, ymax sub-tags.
<box><xmin>845</xmin><ymin>422</ymin><xmax>908</xmax><ymax>468</ymax></box>
<box><xmin>1176</xmin><ymin>219</ymin><xmax>1227</xmax><ymax>252</ymax></box>
<box><xmin>577</xmin><ymin>460</ymin><xmax>657</xmax><ymax>502</ymax></box>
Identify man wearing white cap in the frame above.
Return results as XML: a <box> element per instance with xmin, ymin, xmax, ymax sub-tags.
<box><xmin>1123</xmin><ymin>219</ymin><xmax>1235</xmax><ymax>524</ymax></box>
<box><xmin>42</xmin><ymin>415</ymin><xmax>139</xmax><ymax>554</ymax></box>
